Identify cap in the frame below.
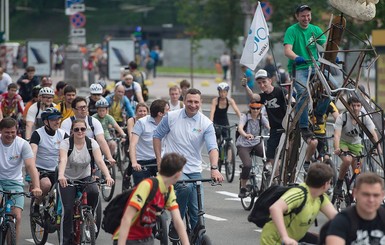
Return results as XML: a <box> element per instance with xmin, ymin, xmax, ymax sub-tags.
<box><xmin>255</xmin><ymin>69</ymin><xmax>269</xmax><ymax>80</ymax></box>
<box><xmin>296</xmin><ymin>4</ymin><xmax>311</xmax><ymax>14</ymax></box>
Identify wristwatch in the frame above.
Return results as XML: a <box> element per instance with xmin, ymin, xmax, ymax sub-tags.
<box><xmin>211</xmin><ymin>166</ymin><xmax>218</xmax><ymax>170</ymax></box>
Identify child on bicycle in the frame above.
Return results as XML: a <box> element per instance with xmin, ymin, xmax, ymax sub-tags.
<box><xmin>333</xmin><ymin>96</ymin><xmax>380</xmax><ymax>196</ymax></box>
<box><xmin>209</xmin><ymin>82</ymin><xmax>241</xmax><ymax>153</ymax></box>
<box><xmin>92</xmin><ymin>98</ymin><xmax>127</xmax><ymax>157</ymax></box>
<box><xmin>116</xmin><ymin>153</ymin><xmax>190</xmax><ymax>245</ymax></box>
<box><xmin>237</xmin><ymin>100</ymin><xmax>269</xmax><ymax>198</ymax></box>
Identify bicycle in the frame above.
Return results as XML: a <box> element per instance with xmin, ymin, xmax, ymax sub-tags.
<box><xmin>170</xmin><ymin>178</ymin><xmax>220</xmax><ymax>245</ymax></box>
<box><xmin>0</xmin><ymin>189</ymin><xmax>31</xmax><ymax>245</ymax></box>
<box><xmin>331</xmin><ymin>150</ymin><xmax>370</xmax><ymax>212</ymax></box>
<box><xmin>100</xmin><ymin>159</ymin><xmax>116</xmax><ymax>202</ymax></box>
<box><xmin>239</xmin><ymin>135</ymin><xmax>270</xmax><ymax>211</ymax></box>
<box><xmin>214</xmin><ymin>124</ymin><xmax>237</xmax><ymax>182</ymax></box>
<box><xmin>65</xmin><ymin>179</ymin><xmax>105</xmax><ymax>245</ymax></box>
<box><xmin>29</xmin><ymin>170</ymin><xmax>60</xmax><ymax>245</ymax></box>
<box><xmin>112</xmin><ymin>132</ymin><xmax>129</xmax><ymax>178</ymax></box>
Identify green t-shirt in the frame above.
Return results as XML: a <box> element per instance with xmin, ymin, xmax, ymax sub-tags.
<box><xmin>92</xmin><ymin>113</ymin><xmax>116</xmax><ymax>140</ymax></box>
<box><xmin>284</xmin><ymin>23</ymin><xmax>326</xmax><ymax>73</ymax></box>
<box><xmin>260</xmin><ymin>184</ymin><xmax>330</xmax><ymax>245</ymax></box>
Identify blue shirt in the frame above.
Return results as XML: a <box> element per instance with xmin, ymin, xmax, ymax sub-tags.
<box><xmin>153</xmin><ymin>108</ymin><xmax>218</xmax><ymax>173</ymax></box>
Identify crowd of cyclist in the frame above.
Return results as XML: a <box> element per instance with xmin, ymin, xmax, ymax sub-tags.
<box><xmin>0</xmin><ymin>49</ymin><xmax>383</xmax><ymax>244</ymax></box>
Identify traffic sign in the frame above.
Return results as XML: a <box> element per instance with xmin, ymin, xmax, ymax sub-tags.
<box><xmin>70</xmin><ymin>13</ymin><xmax>86</xmax><ymax>28</ymax></box>
<box><xmin>260</xmin><ymin>2</ymin><xmax>273</xmax><ymax>21</ymax></box>
<box><xmin>65</xmin><ymin>0</ymin><xmax>85</xmax><ymax>15</ymax></box>
<box><xmin>71</xmin><ymin>28</ymin><xmax>86</xmax><ymax>36</ymax></box>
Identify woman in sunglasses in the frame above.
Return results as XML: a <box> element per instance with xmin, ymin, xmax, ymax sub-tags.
<box><xmin>57</xmin><ymin>119</ymin><xmax>114</xmax><ymax>245</ymax></box>
<box><xmin>236</xmin><ymin>100</ymin><xmax>269</xmax><ymax>198</ymax></box>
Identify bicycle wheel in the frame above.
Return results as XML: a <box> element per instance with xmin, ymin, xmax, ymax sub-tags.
<box><xmin>94</xmin><ymin>195</ymin><xmax>102</xmax><ymax>239</ymax></box>
<box><xmin>224</xmin><ymin>142</ymin><xmax>236</xmax><ymax>183</ymax></box>
<box><xmin>81</xmin><ymin>212</ymin><xmax>96</xmax><ymax>245</ymax></box>
<box><xmin>199</xmin><ymin>234</ymin><xmax>212</xmax><ymax>245</ymax></box>
<box><xmin>2</xmin><ymin>221</ymin><xmax>16</xmax><ymax>245</ymax></box>
<box><xmin>117</xmin><ymin>141</ymin><xmax>128</xmax><ymax>177</ymax></box>
<box><xmin>122</xmin><ymin>165</ymin><xmax>133</xmax><ymax>192</ymax></box>
<box><xmin>101</xmin><ymin>164</ymin><xmax>116</xmax><ymax>202</ymax></box>
<box><xmin>240</xmin><ymin>175</ymin><xmax>256</xmax><ymax>211</ymax></box>
<box><xmin>30</xmin><ymin>198</ymin><xmax>48</xmax><ymax>245</ymax></box>
<box><xmin>154</xmin><ymin>212</ymin><xmax>168</xmax><ymax>245</ymax></box>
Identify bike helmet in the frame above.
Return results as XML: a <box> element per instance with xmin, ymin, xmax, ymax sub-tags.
<box><xmin>217</xmin><ymin>82</ymin><xmax>230</xmax><ymax>91</ymax></box>
<box><xmin>41</xmin><ymin>107</ymin><xmax>62</xmax><ymax>121</ymax></box>
<box><xmin>95</xmin><ymin>79</ymin><xmax>107</xmax><ymax>89</ymax></box>
<box><xmin>38</xmin><ymin>87</ymin><xmax>55</xmax><ymax>96</ymax></box>
<box><xmin>95</xmin><ymin>98</ymin><xmax>109</xmax><ymax>108</ymax></box>
<box><xmin>90</xmin><ymin>83</ymin><xmax>103</xmax><ymax>95</ymax></box>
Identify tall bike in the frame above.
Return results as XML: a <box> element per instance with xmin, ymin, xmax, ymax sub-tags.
<box><xmin>29</xmin><ymin>171</ymin><xmax>60</xmax><ymax>245</ymax></box>
<box><xmin>171</xmin><ymin>178</ymin><xmax>220</xmax><ymax>245</ymax></box>
<box><xmin>240</xmin><ymin>135</ymin><xmax>270</xmax><ymax>210</ymax></box>
<box><xmin>214</xmin><ymin>124</ymin><xmax>237</xmax><ymax>182</ymax></box>
<box><xmin>0</xmin><ymin>190</ymin><xmax>30</xmax><ymax>245</ymax></box>
<box><xmin>66</xmin><ymin>179</ymin><xmax>105</xmax><ymax>245</ymax></box>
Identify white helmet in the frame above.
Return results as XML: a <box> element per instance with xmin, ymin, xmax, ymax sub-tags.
<box><xmin>217</xmin><ymin>82</ymin><xmax>230</xmax><ymax>91</ymax></box>
<box><xmin>90</xmin><ymin>83</ymin><xmax>103</xmax><ymax>95</ymax></box>
<box><xmin>95</xmin><ymin>98</ymin><xmax>109</xmax><ymax>108</ymax></box>
<box><xmin>39</xmin><ymin>87</ymin><xmax>54</xmax><ymax>96</ymax></box>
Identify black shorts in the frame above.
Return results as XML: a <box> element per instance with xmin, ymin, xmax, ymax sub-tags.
<box><xmin>37</xmin><ymin>167</ymin><xmax>57</xmax><ymax>188</ymax></box>
<box><xmin>316</xmin><ymin>134</ymin><xmax>329</xmax><ymax>158</ymax></box>
<box><xmin>266</xmin><ymin>129</ymin><xmax>283</xmax><ymax>160</ymax></box>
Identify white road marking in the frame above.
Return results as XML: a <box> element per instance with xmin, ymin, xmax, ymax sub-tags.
<box><xmin>26</xmin><ymin>239</ymin><xmax>54</xmax><ymax>245</ymax></box>
<box><xmin>204</xmin><ymin>214</ymin><xmax>227</xmax><ymax>221</ymax></box>
<box><xmin>255</xmin><ymin>229</ymin><xmax>262</xmax><ymax>233</ymax></box>
<box><xmin>216</xmin><ymin>191</ymin><xmax>238</xmax><ymax>198</ymax></box>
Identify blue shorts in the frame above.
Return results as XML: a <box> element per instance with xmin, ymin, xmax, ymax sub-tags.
<box><xmin>0</xmin><ymin>180</ymin><xmax>25</xmax><ymax>210</ymax></box>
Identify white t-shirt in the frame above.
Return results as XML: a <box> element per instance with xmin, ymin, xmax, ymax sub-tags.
<box><xmin>0</xmin><ymin>72</ymin><xmax>12</xmax><ymax>93</ymax></box>
<box><xmin>60</xmin><ymin>116</ymin><xmax>104</xmax><ymax>139</ymax></box>
<box><xmin>26</xmin><ymin>102</ymin><xmax>56</xmax><ymax>123</ymax></box>
<box><xmin>168</xmin><ymin>100</ymin><xmax>184</xmax><ymax>111</ymax></box>
<box><xmin>60</xmin><ymin>137</ymin><xmax>99</xmax><ymax>179</ymax></box>
<box><xmin>0</xmin><ymin>136</ymin><xmax>34</xmax><ymax>182</ymax></box>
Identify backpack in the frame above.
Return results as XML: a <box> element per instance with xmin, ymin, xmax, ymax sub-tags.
<box><xmin>102</xmin><ymin>177</ymin><xmax>170</xmax><ymax>234</ymax></box>
<box><xmin>67</xmin><ymin>135</ymin><xmax>94</xmax><ymax>169</ymax></box>
<box><xmin>235</xmin><ymin>114</ymin><xmax>262</xmax><ymax>142</ymax></box>
<box><xmin>248</xmin><ymin>185</ymin><xmax>324</xmax><ymax>228</ymax></box>
<box><xmin>318</xmin><ymin>205</ymin><xmax>385</xmax><ymax>245</ymax></box>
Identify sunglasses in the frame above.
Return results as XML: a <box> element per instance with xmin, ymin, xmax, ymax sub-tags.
<box><xmin>42</xmin><ymin>96</ymin><xmax>54</xmax><ymax>99</ymax></box>
<box><xmin>73</xmin><ymin>127</ymin><xmax>87</xmax><ymax>132</ymax></box>
<box><xmin>250</xmin><ymin>107</ymin><xmax>261</xmax><ymax>110</ymax></box>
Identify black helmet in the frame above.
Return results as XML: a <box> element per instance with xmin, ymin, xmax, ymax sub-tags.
<box><xmin>41</xmin><ymin>108</ymin><xmax>62</xmax><ymax>121</ymax></box>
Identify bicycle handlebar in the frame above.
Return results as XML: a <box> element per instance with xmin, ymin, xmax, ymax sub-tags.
<box><xmin>214</xmin><ymin>124</ymin><xmax>238</xmax><ymax>130</ymax></box>
<box><xmin>66</xmin><ymin>179</ymin><xmax>106</xmax><ymax>186</ymax></box>
<box><xmin>176</xmin><ymin>178</ymin><xmax>221</xmax><ymax>186</ymax></box>
<box><xmin>0</xmin><ymin>189</ymin><xmax>32</xmax><ymax>198</ymax></box>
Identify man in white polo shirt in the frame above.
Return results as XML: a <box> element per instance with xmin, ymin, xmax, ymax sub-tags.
<box><xmin>153</xmin><ymin>88</ymin><xmax>223</xmax><ymax>240</ymax></box>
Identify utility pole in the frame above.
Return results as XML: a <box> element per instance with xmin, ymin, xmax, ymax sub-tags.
<box><xmin>0</xmin><ymin>0</ymin><xmax>9</xmax><ymax>41</ymax></box>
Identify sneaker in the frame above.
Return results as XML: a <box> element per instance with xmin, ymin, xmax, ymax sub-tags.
<box><xmin>300</xmin><ymin>128</ymin><xmax>313</xmax><ymax>141</ymax></box>
<box><xmin>168</xmin><ymin>222</ymin><xmax>180</xmax><ymax>242</ymax></box>
<box><xmin>333</xmin><ymin>185</ymin><xmax>343</xmax><ymax>197</ymax></box>
<box><xmin>238</xmin><ymin>187</ymin><xmax>247</xmax><ymax>198</ymax></box>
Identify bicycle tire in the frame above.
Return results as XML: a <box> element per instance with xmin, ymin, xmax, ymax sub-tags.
<box><xmin>29</xmin><ymin>198</ymin><xmax>48</xmax><ymax>245</ymax></box>
<box><xmin>224</xmin><ymin>142</ymin><xmax>236</xmax><ymax>183</ymax></box>
<box><xmin>122</xmin><ymin>165</ymin><xmax>133</xmax><ymax>192</ymax></box>
<box><xmin>199</xmin><ymin>233</ymin><xmax>212</xmax><ymax>245</ymax></box>
<box><xmin>101</xmin><ymin>164</ymin><xmax>116</xmax><ymax>202</ymax></box>
<box><xmin>81</xmin><ymin>211</ymin><xmax>96</xmax><ymax>245</ymax></box>
<box><xmin>95</xmin><ymin>195</ymin><xmax>102</xmax><ymax>239</ymax></box>
<box><xmin>117</xmin><ymin>141</ymin><xmax>128</xmax><ymax>177</ymax></box>
<box><xmin>154</xmin><ymin>212</ymin><xmax>168</xmax><ymax>245</ymax></box>
<box><xmin>240</xmin><ymin>175</ymin><xmax>256</xmax><ymax>210</ymax></box>
<box><xmin>2</xmin><ymin>221</ymin><xmax>16</xmax><ymax>245</ymax></box>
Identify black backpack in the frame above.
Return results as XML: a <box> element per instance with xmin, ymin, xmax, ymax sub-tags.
<box><xmin>102</xmin><ymin>177</ymin><xmax>169</xmax><ymax>234</ymax></box>
<box><xmin>248</xmin><ymin>185</ymin><xmax>324</xmax><ymax>228</ymax></box>
<box><xmin>70</xmin><ymin>116</ymin><xmax>95</xmax><ymax>135</ymax></box>
<box><xmin>318</xmin><ymin>205</ymin><xmax>385</xmax><ymax>245</ymax></box>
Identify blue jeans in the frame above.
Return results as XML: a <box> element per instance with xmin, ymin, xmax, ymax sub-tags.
<box><xmin>294</xmin><ymin>68</ymin><xmax>339</xmax><ymax>128</ymax></box>
<box><xmin>132</xmin><ymin>159</ymin><xmax>157</xmax><ymax>186</ymax></box>
<box><xmin>174</xmin><ymin>172</ymin><xmax>203</xmax><ymax>230</ymax></box>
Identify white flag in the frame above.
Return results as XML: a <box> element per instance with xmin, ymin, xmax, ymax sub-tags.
<box><xmin>240</xmin><ymin>1</ymin><xmax>270</xmax><ymax>70</ymax></box>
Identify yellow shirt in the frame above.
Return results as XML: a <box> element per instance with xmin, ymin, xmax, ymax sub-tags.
<box><xmin>55</xmin><ymin>102</ymin><xmax>74</xmax><ymax>122</ymax></box>
<box><xmin>109</xmin><ymin>100</ymin><xmax>123</xmax><ymax>123</ymax></box>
